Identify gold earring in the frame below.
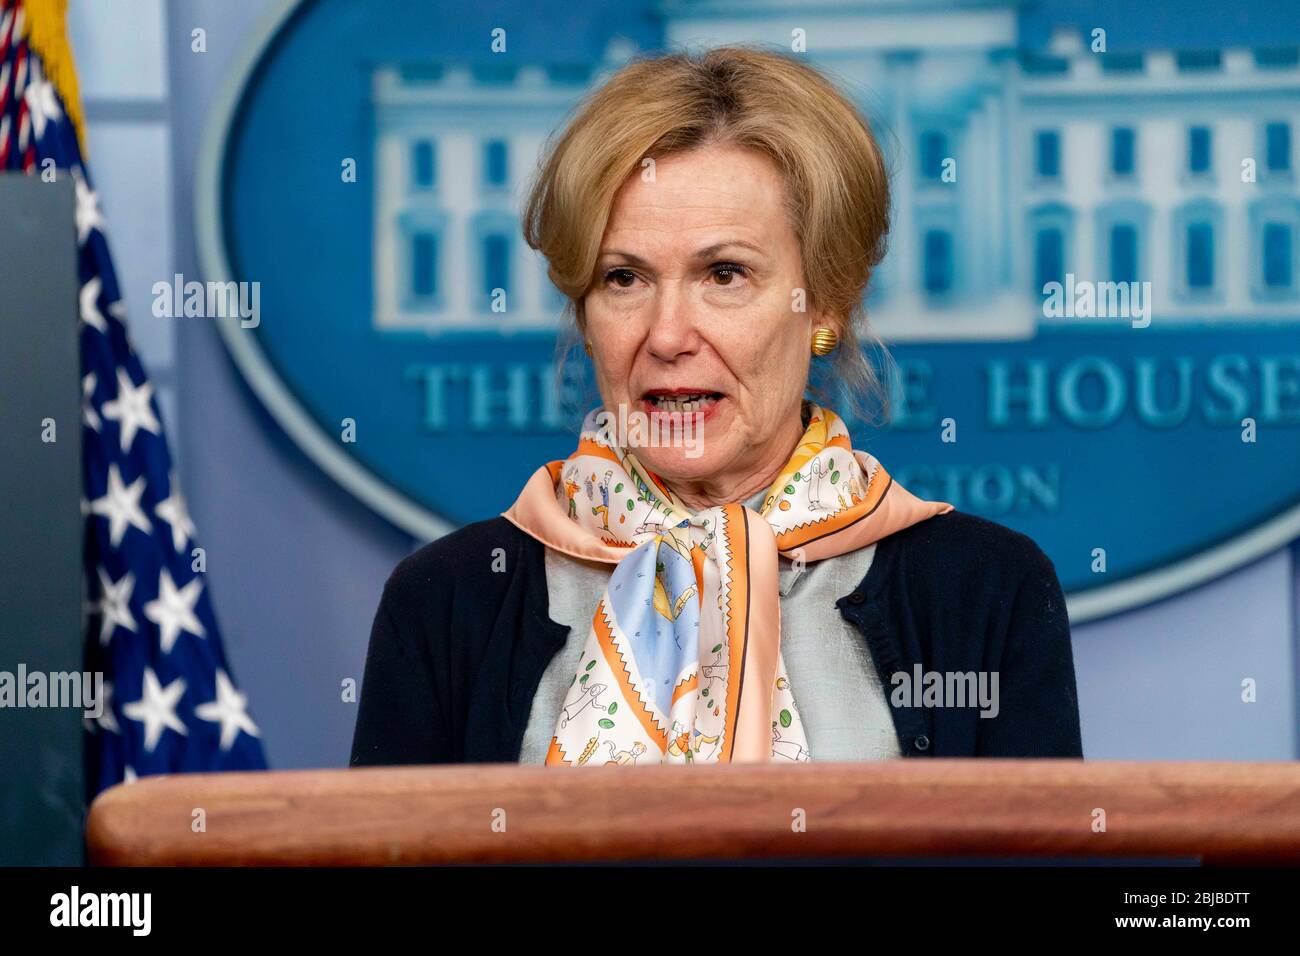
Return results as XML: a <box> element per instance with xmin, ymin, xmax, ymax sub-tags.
<box><xmin>584</xmin><ymin>341</ymin><xmax>593</xmax><ymax>357</ymax></box>
<box><xmin>811</xmin><ymin>327</ymin><xmax>838</xmax><ymax>356</ymax></box>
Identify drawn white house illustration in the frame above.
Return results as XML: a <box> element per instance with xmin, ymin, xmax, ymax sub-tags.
<box><xmin>370</xmin><ymin>1</ymin><xmax>1299</xmax><ymax>341</ymax></box>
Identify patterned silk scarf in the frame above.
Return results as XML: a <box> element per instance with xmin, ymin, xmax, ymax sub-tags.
<box><xmin>503</xmin><ymin>404</ymin><xmax>953</xmax><ymax>766</ymax></box>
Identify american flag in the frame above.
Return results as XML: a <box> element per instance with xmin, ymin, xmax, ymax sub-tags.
<box><xmin>2</xmin><ymin>0</ymin><xmax>267</xmax><ymax>796</ymax></box>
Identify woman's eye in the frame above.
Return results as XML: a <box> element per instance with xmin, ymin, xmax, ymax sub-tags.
<box><xmin>710</xmin><ymin>263</ymin><xmax>748</xmax><ymax>286</ymax></box>
<box><xmin>604</xmin><ymin>268</ymin><xmax>638</xmax><ymax>289</ymax></box>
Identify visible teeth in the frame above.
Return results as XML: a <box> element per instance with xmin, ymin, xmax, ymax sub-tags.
<box><xmin>650</xmin><ymin>393</ymin><xmax>716</xmax><ymax>413</ymax></box>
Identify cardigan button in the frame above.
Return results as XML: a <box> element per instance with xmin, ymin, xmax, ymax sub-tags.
<box><xmin>846</xmin><ymin>591</ymin><xmax>866</xmax><ymax>605</ymax></box>
<box><xmin>913</xmin><ymin>734</ymin><xmax>931</xmax><ymax>752</ymax></box>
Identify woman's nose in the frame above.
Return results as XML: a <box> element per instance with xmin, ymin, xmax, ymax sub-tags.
<box><xmin>643</xmin><ymin>283</ymin><xmax>700</xmax><ymax>362</ymax></box>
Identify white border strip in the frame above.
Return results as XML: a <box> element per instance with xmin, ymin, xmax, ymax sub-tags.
<box><xmin>194</xmin><ymin>0</ymin><xmax>1299</xmax><ymax>623</ymax></box>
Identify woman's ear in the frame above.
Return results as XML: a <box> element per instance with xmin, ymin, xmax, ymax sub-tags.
<box><xmin>799</xmin><ymin>288</ymin><xmax>837</xmax><ymax>338</ymax></box>
<box><xmin>808</xmin><ymin>306</ymin><xmax>843</xmax><ymax>344</ymax></box>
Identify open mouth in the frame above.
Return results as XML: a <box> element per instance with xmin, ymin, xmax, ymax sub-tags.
<box><xmin>641</xmin><ymin>390</ymin><xmax>724</xmax><ymax>414</ymax></box>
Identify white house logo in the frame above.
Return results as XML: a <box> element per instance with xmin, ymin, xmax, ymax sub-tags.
<box><xmin>197</xmin><ymin>0</ymin><xmax>1300</xmax><ymax>622</ymax></box>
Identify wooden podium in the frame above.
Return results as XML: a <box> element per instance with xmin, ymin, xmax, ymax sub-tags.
<box><xmin>85</xmin><ymin>760</ymin><xmax>1300</xmax><ymax>865</ymax></box>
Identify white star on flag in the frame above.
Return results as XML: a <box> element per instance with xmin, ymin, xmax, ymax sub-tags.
<box><xmin>121</xmin><ymin>668</ymin><xmax>188</xmax><ymax>753</ymax></box>
<box><xmin>73</xmin><ymin>166</ymin><xmax>106</xmax><ymax>245</ymax></box>
<box><xmin>195</xmin><ymin>670</ymin><xmax>261</xmax><ymax>751</ymax></box>
<box><xmin>79</xmin><ymin>275</ymin><xmax>108</xmax><ymax>332</ymax></box>
<box><xmin>155</xmin><ymin>477</ymin><xmax>197</xmax><ymax>554</ymax></box>
<box><xmin>88</xmin><ymin>463</ymin><xmax>152</xmax><ymax>547</ymax></box>
<box><xmin>101</xmin><ymin>367</ymin><xmax>162</xmax><ymax>454</ymax></box>
<box><xmin>95</xmin><ymin>566</ymin><xmax>137</xmax><ymax>647</ymax></box>
<box><xmin>24</xmin><ymin>60</ymin><xmax>61</xmax><ymax>140</ymax></box>
<box><xmin>84</xmin><ymin>681</ymin><xmax>121</xmax><ymax>736</ymax></box>
<box><xmin>143</xmin><ymin>568</ymin><xmax>206</xmax><ymax>654</ymax></box>
<box><xmin>82</xmin><ymin>372</ymin><xmax>101</xmax><ymax>431</ymax></box>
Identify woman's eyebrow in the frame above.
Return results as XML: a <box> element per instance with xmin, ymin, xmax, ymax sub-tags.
<box><xmin>691</xmin><ymin>240</ymin><xmax>767</xmax><ymax>261</ymax></box>
<box><xmin>597</xmin><ymin>250</ymin><xmax>652</xmax><ymax>268</ymax></box>
<box><xmin>596</xmin><ymin>240</ymin><xmax>768</xmax><ymax>267</ymax></box>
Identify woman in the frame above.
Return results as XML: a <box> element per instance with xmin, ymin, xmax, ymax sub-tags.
<box><xmin>350</xmin><ymin>46</ymin><xmax>1082</xmax><ymax>767</ymax></box>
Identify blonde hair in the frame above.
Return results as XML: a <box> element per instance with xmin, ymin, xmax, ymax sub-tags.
<box><xmin>522</xmin><ymin>44</ymin><xmax>894</xmax><ymax>424</ymax></box>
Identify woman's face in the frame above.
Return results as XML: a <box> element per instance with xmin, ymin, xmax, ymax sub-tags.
<box><xmin>582</xmin><ymin>143</ymin><xmax>821</xmax><ymax>499</ymax></box>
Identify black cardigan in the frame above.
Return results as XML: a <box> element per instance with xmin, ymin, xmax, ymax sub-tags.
<box><xmin>349</xmin><ymin>510</ymin><xmax>1083</xmax><ymax>765</ymax></box>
